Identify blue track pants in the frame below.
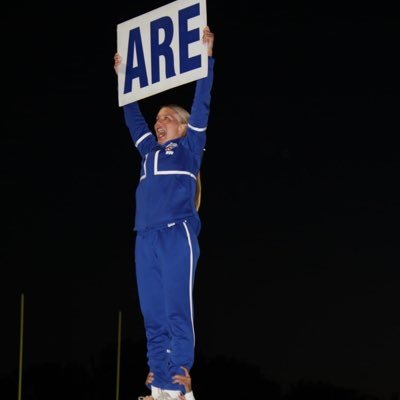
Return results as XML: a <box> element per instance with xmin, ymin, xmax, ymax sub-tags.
<box><xmin>135</xmin><ymin>220</ymin><xmax>200</xmax><ymax>391</ymax></box>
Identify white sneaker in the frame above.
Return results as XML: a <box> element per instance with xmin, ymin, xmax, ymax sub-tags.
<box><xmin>151</xmin><ymin>385</ymin><xmax>162</xmax><ymax>398</ymax></box>
<box><xmin>162</xmin><ymin>389</ymin><xmax>182</xmax><ymax>399</ymax></box>
<box><xmin>139</xmin><ymin>387</ymin><xmax>180</xmax><ymax>400</ymax></box>
<box><xmin>157</xmin><ymin>392</ymin><xmax>174</xmax><ymax>400</ymax></box>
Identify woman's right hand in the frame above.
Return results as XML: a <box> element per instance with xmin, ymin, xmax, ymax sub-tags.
<box><xmin>114</xmin><ymin>53</ymin><xmax>122</xmax><ymax>75</ymax></box>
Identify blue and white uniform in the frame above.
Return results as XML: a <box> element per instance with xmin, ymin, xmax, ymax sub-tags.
<box><xmin>123</xmin><ymin>57</ymin><xmax>214</xmax><ymax>392</ymax></box>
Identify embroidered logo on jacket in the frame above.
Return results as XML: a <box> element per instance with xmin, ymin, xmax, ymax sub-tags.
<box><xmin>165</xmin><ymin>142</ymin><xmax>178</xmax><ymax>155</ymax></box>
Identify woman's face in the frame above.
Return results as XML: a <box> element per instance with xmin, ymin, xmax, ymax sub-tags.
<box><xmin>154</xmin><ymin>107</ymin><xmax>186</xmax><ymax>145</ymax></box>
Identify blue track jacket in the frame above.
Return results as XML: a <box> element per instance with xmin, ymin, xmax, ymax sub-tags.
<box><xmin>123</xmin><ymin>57</ymin><xmax>215</xmax><ymax>233</ymax></box>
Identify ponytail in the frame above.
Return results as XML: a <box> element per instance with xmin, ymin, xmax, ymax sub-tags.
<box><xmin>195</xmin><ymin>171</ymin><xmax>201</xmax><ymax>211</ymax></box>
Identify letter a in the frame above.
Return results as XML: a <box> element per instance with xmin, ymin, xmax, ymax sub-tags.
<box><xmin>124</xmin><ymin>27</ymin><xmax>149</xmax><ymax>94</ymax></box>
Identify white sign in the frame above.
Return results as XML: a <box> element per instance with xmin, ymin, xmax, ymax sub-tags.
<box><xmin>117</xmin><ymin>0</ymin><xmax>208</xmax><ymax>107</ymax></box>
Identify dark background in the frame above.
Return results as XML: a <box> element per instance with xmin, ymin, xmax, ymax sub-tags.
<box><xmin>2</xmin><ymin>1</ymin><xmax>399</xmax><ymax>399</ymax></box>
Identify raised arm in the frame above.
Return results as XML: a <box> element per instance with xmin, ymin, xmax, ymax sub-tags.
<box><xmin>185</xmin><ymin>27</ymin><xmax>215</xmax><ymax>154</ymax></box>
<box><xmin>114</xmin><ymin>53</ymin><xmax>156</xmax><ymax>158</ymax></box>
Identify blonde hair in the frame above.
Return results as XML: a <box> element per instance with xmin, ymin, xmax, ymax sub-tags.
<box><xmin>165</xmin><ymin>104</ymin><xmax>202</xmax><ymax>211</ymax></box>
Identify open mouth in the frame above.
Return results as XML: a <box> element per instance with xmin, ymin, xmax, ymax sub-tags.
<box><xmin>156</xmin><ymin>128</ymin><xmax>166</xmax><ymax>141</ymax></box>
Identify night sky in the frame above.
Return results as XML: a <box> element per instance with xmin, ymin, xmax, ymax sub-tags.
<box><xmin>2</xmin><ymin>1</ymin><xmax>400</xmax><ymax>399</ymax></box>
